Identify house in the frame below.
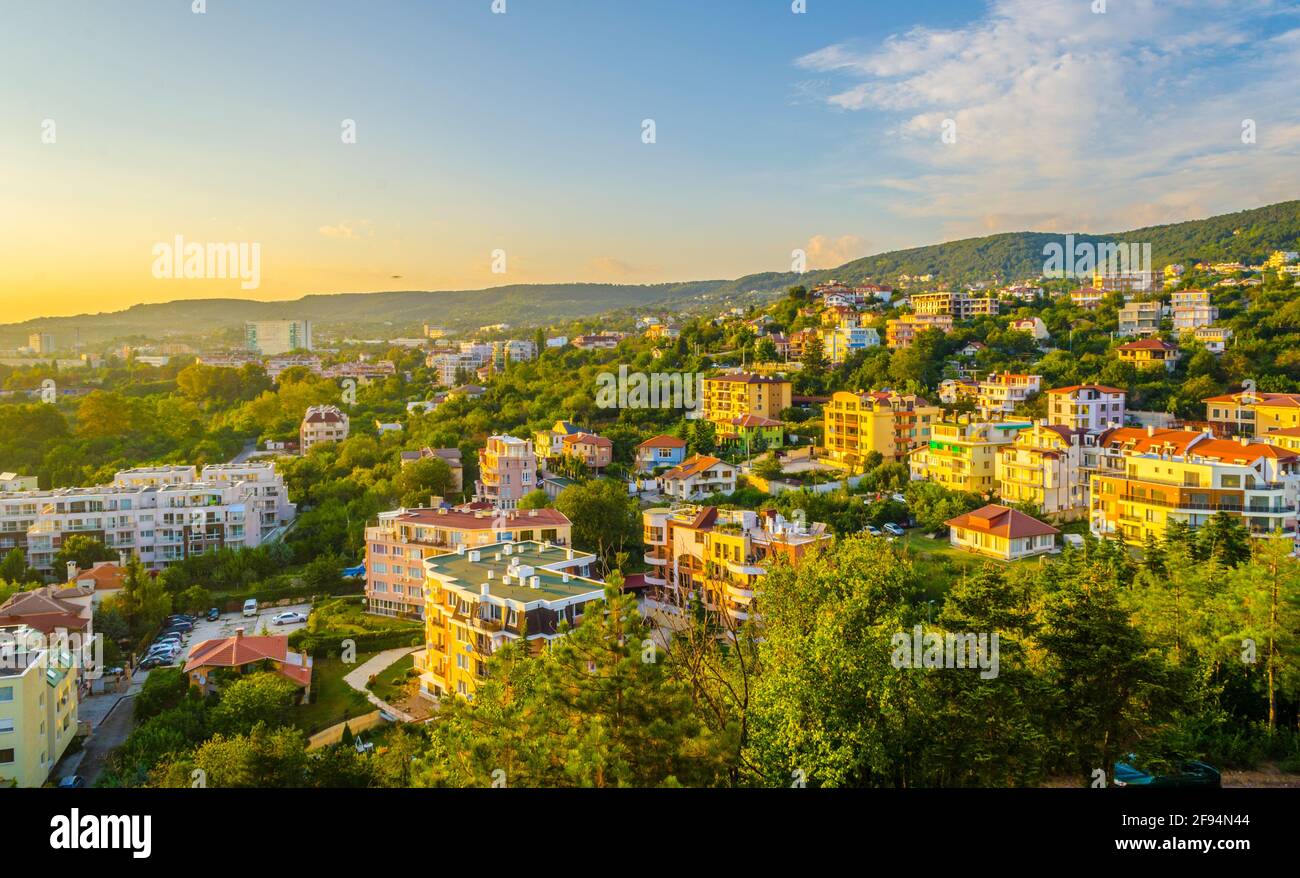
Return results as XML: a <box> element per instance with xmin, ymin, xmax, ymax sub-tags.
<box><xmin>365</xmin><ymin>505</ymin><xmax>573</xmax><ymax>618</ymax></box>
<box><xmin>184</xmin><ymin>629</ymin><xmax>313</xmax><ymax>695</ymax></box>
<box><xmin>0</xmin><ymin>473</ymin><xmax>37</xmax><ymax>492</ymax></box>
<box><xmin>718</xmin><ymin>415</ymin><xmax>785</xmax><ymax>451</ymax></box>
<box><xmin>977</xmin><ymin>373</ymin><xmax>1042</xmax><ymax>417</ymax></box>
<box><xmin>66</xmin><ymin>561</ymin><xmax>126</xmax><ymax>604</ymax></box>
<box><xmin>938</xmin><ymin>378</ymin><xmax>979</xmax><ymax>406</ymax></box>
<box><xmin>374</xmin><ymin>420</ymin><xmax>403</xmax><ymax>435</ymax></box>
<box><xmin>1115</xmin><ymin>338</ymin><xmax>1179</xmax><ymax>372</ymax></box>
<box><xmin>300</xmin><ymin>405</ymin><xmax>349</xmax><ymax>453</ymax></box>
<box><xmin>1192</xmin><ymin>325</ymin><xmax>1233</xmax><ymax>354</ymax></box>
<box><xmin>560</xmin><ymin>432</ymin><xmax>613</xmax><ymax>471</ymax></box>
<box><xmin>635</xmin><ymin>435</ymin><xmax>688</xmax><ymax>473</ymax></box>
<box><xmin>959</xmin><ymin>341</ymin><xmax>987</xmax><ymax>358</ymax></box>
<box><xmin>534</xmin><ymin>420</ymin><xmax>585</xmax><ymax>461</ymax></box>
<box><xmin>946</xmin><ymin>505</ymin><xmax>1060</xmax><ymax>561</ymax></box>
<box><xmin>1117</xmin><ymin>301</ymin><xmax>1162</xmax><ymax>337</ymax></box>
<box><xmin>0</xmin><ymin>584</ymin><xmax>96</xmax><ymax>687</ymax></box>
<box><xmin>1171</xmin><ymin>289</ymin><xmax>1216</xmax><ymax>332</ymax></box>
<box><xmin>701</xmin><ymin>373</ymin><xmax>792</xmax><ymax>430</ymax></box>
<box><xmin>1009</xmin><ymin>316</ymin><xmax>1050</xmax><ymax>341</ymax></box>
<box><xmin>1069</xmin><ymin>287</ymin><xmax>1106</xmax><ymax>310</ymax></box>
<box><xmin>886</xmin><ymin>314</ymin><xmax>953</xmax><ymax>349</ymax></box>
<box><xmin>1203</xmin><ymin>390</ymin><xmax>1300</xmax><ymax>437</ymax></box>
<box><xmin>658</xmin><ymin>455</ymin><xmax>736</xmax><ymax>501</ymax></box>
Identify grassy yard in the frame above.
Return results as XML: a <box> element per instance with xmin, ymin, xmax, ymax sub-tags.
<box><xmin>367</xmin><ymin>653</ymin><xmax>416</xmax><ymax>704</ymax></box>
<box><xmin>294</xmin><ymin>651</ymin><xmax>375</xmax><ymax>735</ymax></box>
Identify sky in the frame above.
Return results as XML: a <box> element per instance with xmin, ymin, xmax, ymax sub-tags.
<box><xmin>2</xmin><ymin>0</ymin><xmax>1299</xmax><ymax>323</ymax></box>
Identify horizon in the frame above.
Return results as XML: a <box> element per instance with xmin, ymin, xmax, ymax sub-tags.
<box><xmin>5</xmin><ymin>0</ymin><xmax>1299</xmax><ymax>323</ymax></box>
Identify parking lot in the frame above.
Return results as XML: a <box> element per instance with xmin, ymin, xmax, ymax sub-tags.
<box><xmin>133</xmin><ymin>603</ymin><xmax>313</xmax><ymax>679</ymax></box>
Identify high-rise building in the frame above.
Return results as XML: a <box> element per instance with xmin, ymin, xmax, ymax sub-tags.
<box><xmin>245</xmin><ymin>319</ymin><xmax>312</xmax><ymax>355</ymax></box>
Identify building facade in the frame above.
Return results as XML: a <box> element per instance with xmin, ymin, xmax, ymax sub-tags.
<box><xmin>1045</xmin><ymin>385</ymin><xmax>1127</xmax><ymax>433</ymax></box>
<box><xmin>300</xmin><ymin>405</ymin><xmax>349</xmax><ymax>453</ymax></box>
<box><xmin>823</xmin><ymin>390</ymin><xmax>940</xmax><ymax>466</ymax></box>
<box><xmin>475</xmin><ymin>435</ymin><xmax>538</xmax><ymax>510</ymax></box>
<box><xmin>246</xmin><ymin>319</ymin><xmax>312</xmax><ymax>355</ymax></box>
<box><xmin>910</xmin><ymin>419</ymin><xmax>1031</xmax><ymax>494</ymax></box>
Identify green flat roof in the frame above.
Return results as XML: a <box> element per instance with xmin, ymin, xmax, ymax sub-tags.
<box><xmin>424</xmin><ymin>541</ymin><xmax>603</xmax><ymax>604</ymax></box>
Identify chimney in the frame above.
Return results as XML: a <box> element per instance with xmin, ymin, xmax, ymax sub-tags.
<box><xmin>66</xmin><ymin>561</ymin><xmax>78</xmax><ymax>582</ymax></box>
<box><xmin>1146</xmin><ymin>424</ymin><xmax>1155</xmax><ymax>437</ymax></box>
<box><xmin>487</xmin><ymin>568</ymin><xmax>494</xmax><ymax>580</ymax></box>
<box><xmin>1240</xmin><ymin>436</ymin><xmax>1249</xmax><ymax>447</ymax></box>
<box><xmin>468</xmin><ymin>550</ymin><xmax>480</xmax><ymax>562</ymax></box>
<box><xmin>234</xmin><ymin>628</ymin><xmax>244</xmax><ymax>640</ymax></box>
<box><xmin>529</xmin><ymin>576</ymin><xmax>541</xmax><ymax>589</ymax></box>
<box><xmin>480</xmin><ymin>582</ymin><xmax>490</xmax><ymax>596</ymax></box>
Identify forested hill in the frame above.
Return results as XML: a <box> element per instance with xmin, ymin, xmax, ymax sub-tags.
<box><xmin>7</xmin><ymin>200</ymin><xmax>1298</xmax><ymax>346</ymax></box>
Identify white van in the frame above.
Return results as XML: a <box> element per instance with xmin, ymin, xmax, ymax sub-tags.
<box><xmin>242</xmin><ymin>598</ymin><xmax>258</xmax><ymax>617</ymax></box>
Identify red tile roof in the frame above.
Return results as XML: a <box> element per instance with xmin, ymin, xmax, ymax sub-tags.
<box><xmin>662</xmin><ymin>455</ymin><xmax>725</xmax><ymax>481</ymax></box>
<box><xmin>1116</xmin><ymin>338</ymin><xmax>1177</xmax><ymax>351</ymax></box>
<box><xmin>946</xmin><ymin>505</ymin><xmax>1060</xmax><ymax>540</ymax></box>
<box><xmin>637</xmin><ymin>434</ymin><xmax>687</xmax><ymax>450</ymax></box>
<box><xmin>184</xmin><ymin>633</ymin><xmax>312</xmax><ymax>687</ymax></box>
<box><xmin>384</xmin><ymin>506</ymin><xmax>571</xmax><ymax>530</ymax></box>
<box><xmin>1046</xmin><ymin>384</ymin><xmax>1126</xmax><ymax>395</ymax></box>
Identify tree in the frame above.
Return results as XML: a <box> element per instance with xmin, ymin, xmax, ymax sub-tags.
<box><xmin>396</xmin><ymin>456</ymin><xmax>456</xmax><ymax>507</ymax></box>
<box><xmin>117</xmin><ymin>556</ymin><xmax>172</xmax><ymax>640</ymax></box>
<box><xmin>517</xmin><ymin>489</ymin><xmax>551</xmax><ymax>510</ymax></box>
<box><xmin>1198</xmin><ymin>512</ymin><xmax>1252</xmax><ymax>568</ymax></box>
<box><xmin>0</xmin><ymin>547</ymin><xmax>38</xmax><ymax>585</ymax></box>
<box><xmin>53</xmin><ymin>534</ymin><xmax>115</xmax><ymax>575</ymax></box>
<box><xmin>210</xmin><ymin>672</ymin><xmax>302</xmax><ymax>734</ymax></box>
<box><xmin>687</xmin><ymin>419</ymin><xmax>716</xmax><ymax>457</ymax></box>
<box><xmin>554</xmin><ymin>479</ymin><xmax>641</xmax><ymax>575</ymax></box>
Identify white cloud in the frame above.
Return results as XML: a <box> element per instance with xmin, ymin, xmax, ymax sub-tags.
<box><xmin>796</xmin><ymin>0</ymin><xmax>1300</xmax><ymax>236</ymax></box>
<box><xmin>318</xmin><ymin>220</ymin><xmax>373</xmax><ymax>239</ymax></box>
<box><xmin>804</xmin><ymin>234</ymin><xmax>869</xmax><ymax>269</ymax></box>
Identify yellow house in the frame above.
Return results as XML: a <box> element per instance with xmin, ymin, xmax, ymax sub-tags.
<box><xmin>823</xmin><ymin>390</ymin><xmax>940</xmax><ymax>467</ymax></box>
<box><xmin>416</xmin><ymin>541</ymin><xmax>604</xmax><ymax>700</ymax></box>
<box><xmin>1115</xmin><ymin>338</ymin><xmax>1179</xmax><ymax>372</ymax></box>
<box><xmin>0</xmin><ymin>626</ymin><xmax>79</xmax><ymax>788</ymax></box>
<box><xmin>701</xmin><ymin>373</ymin><xmax>792</xmax><ymax>430</ymax></box>
<box><xmin>910</xmin><ymin>419</ymin><xmax>1030</xmax><ymax>494</ymax></box>
<box><xmin>1203</xmin><ymin>391</ymin><xmax>1300</xmax><ymax>437</ymax></box>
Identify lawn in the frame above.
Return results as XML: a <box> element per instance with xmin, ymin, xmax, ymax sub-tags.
<box><xmin>294</xmin><ymin>651</ymin><xmax>375</xmax><ymax>735</ymax></box>
<box><xmin>367</xmin><ymin>653</ymin><xmax>416</xmax><ymax>704</ymax></box>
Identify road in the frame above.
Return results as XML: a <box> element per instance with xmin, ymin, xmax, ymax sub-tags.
<box><xmin>77</xmin><ymin>694</ymin><xmax>136</xmax><ymax>785</ymax></box>
<box><xmin>229</xmin><ymin>439</ymin><xmax>258</xmax><ymax>464</ymax></box>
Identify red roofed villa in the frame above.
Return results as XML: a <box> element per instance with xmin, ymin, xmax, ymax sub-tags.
<box><xmin>184</xmin><ymin>629</ymin><xmax>313</xmax><ymax>695</ymax></box>
<box><xmin>945</xmin><ymin>504</ymin><xmax>1061</xmax><ymax>561</ymax></box>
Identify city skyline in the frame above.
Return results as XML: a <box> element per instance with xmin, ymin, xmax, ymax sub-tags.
<box><xmin>3</xmin><ymin>0</ymin><xmax>1298</xmax><ymax>323</ymax></box>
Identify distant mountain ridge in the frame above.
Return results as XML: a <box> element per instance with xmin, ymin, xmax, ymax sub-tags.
<box><xmin>6</xmin><ymin>200</ymin><xmax>1298</xmax><ymax>347</ymax></box>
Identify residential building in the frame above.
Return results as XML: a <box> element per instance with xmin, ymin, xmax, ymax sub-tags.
<box><xmin>475</xmin><ymin>435</ymin><xmax>538</xmax><ymax>510</ymax></box>
<box><xmin>66</xmin><ymin>561</ymin><xmax>126</xmax><ymax>603</ymax></box>
<box><xmin>819</xmin><ymin>317</ymin><xmax>881</xmax><ymax>365</ymax></box>
<box><xmin>642</xmin><ymin>506</ymin><xmax>832</xmax><ymax>623</ymax></box>
<box><xmin>299</xmin><ymin>405</ymin><xmax>349</xmax><ymax>453</ymax></box>
<box><xmin>184</xmin><ymin>629</ymin><xmax>312</xmax><ymax>696</ymax></box>
<box><xmin>1009</xmin><ymin>316</ymin><xmax>1050</xmax><ymax>341</ymax></box>
<box><xmin>1117</xmin><ymin>301</ymin><xmax>1163</xmax><ymax>337</ymax></box>
<box><xmin>701</xmin><ymin>373</ymin><xmax>792</xmax><ymax>430</ymax></box>
<box><xmin>996</xmin><ymin>423</ymin><xmax>1086</xmax><ymax>516</ymax></box>
<box><xmin>910</xmin><ymin>419</ymin><xmax>1031</xmax><ymax>494</ymax></box>
<box><xmin>415</xmin><ymin>541</ymin><xmax>603</xmax><ymax>699</ymax></box>
<box><xmin>570</xmin><ymin>334</ymin><xmax>624</xmax><ymax>350</ymax></box>
<box><xmin>885</xmin><ymin>313</ymin><xmax>953</xmax><ymax>349</ymax></box>
<box><xmin>938</xmin><ymin>378</ymin><xmax>979</xmax><ymax>406</ymax></box>
<box><xmin>398</xmin><ymin>447</ymin><xmax>464</xmax><ymax>493</ymax></box>
<box><xmin>823</xmin><ymin>390</ymin><xmax>940</xmax><ymax>466</ymax></box>
<box><xmin>718</xmin><ymin>415</ymin><xmax>784</xmax><ymax>451</ymax></box>
<box><xmin>977</xmin><ymin>373</ymin><xmax>1042</xmax><ymax>418</ymax></box>
<box><xmin>365</xmin><ymin>505</ymin><xmax>573</xmax><ymax>618</ymax></box>
<box><xmin>1115</xmin><ymin>338</ymin><xmax>1179</xmax><ymax>372</ymax></box>
<box><xmin>1069</xmin><ymin>287</ymin><xmax>1107</xmax><ymax>310</ymax></box>
<box><xmin>1093</xmin><ymin>269</ymin><xmax>1158</xmax><ymax>294</ymax></box>
<box><xmin>635</xmin><ymin>435</ymin><xmax>688</xmax><ymax>473</ymax></box>
<box><xmin>0</xmin><ymin>625</ymin><xmax>80</xmax><ymax>788</ymax></box>
<box><xmin>946</xmin><ymin>505</ymin><xmax>1060</xmax><ymax>561</ymax></box>
<box><xmin>1203</xmin><ymin>391</ymin><xmax>1300</xmax><ymax>437</ymax></box>
<box><xmin>1045</xmin><ymin>385</ymin><xmax>1127</xmax><ymax>433</ymax></box>
<box><xmin>0</xmin><ymin>463</ymin><xmax>294</xmax><ymax>575</ymax></box>
<box><xmin>245</xmin><ymin>319</ymin><xmax>312</xmax><ymax>355</ymax></box>
<box><xmin>0</xmin><ymin>473</ymin><xmax>37</xmax><ymax>492</ymax></box>
<box><xmin>534</xmin><ymin>420</ymin><xmax>585</xmax><ymax>461</ymax></box>
<box><xmin>560</xmin><ymin>432</ymin><xmax>613</xmax><ymax>471</ymax></box>
<box><xmin>27</xmin><ymin>333</ymin><xmax>55</xmax><ymax>355</ymax></box>
<box><xmin>1171</xmin><ymin>289</ymin><xmax>1217</xmax><ymax>331</ymax></box>
<box><xmin>0</xmin><ymin>585</ymin><xmax>96</xmax><ymax>688</ymax></box>
<box><xmin>1089</xmin><ymin>427</ymin><xmax>1300</xmax><ymax>545</ymax></box>
<box><xmin>658</xmin><ymin>455</ymin><xmax>736</xmax><ymax>501</ymax></box>
<box><xmin>1193</xmin><ymin>325</ymin><xmax>1233</xmax><ymax>354</ymax></box>
<box><xmin>910</xmin><ymin>291</ymin><xmax>998</xmax><ymax>320</ymax></box>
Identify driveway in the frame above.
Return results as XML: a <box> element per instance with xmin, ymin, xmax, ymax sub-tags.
<box><xmin>76</xmin><ymin>694</ymin><xmax>136</xmax><ymax>785</ymax></box>
<box><xmin>344</xmin><ymin>647</ymin><xmax>419</xmax><ymax>722</ymax></box>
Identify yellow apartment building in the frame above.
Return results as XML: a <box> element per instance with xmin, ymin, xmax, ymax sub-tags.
<box><xmin>1089</xmin><ymin>428</ymin><xmax>1300</xmax><ymax>545</ymax></box>
<box><xmin>0</xmin><ymin>626</ymin><xmax>79</xmax><ymax>788</ymax></box>
<box><xmin>823</xmin><ymin>390</ymin><xmax>940</xmax><ymax>467</ymax></box>
<box><xmin>1203</xmin><ymin>391</ymin><xmax>1300</xmax><ymax>437</ymax></box>
<box><xmin>995</xmin><ymin>423</ymin><xmax>1086</xmax><ymax>517</ymax></box>
<box><xmin>701</xmin><ymin>373</ymin><xmax>792</xmax><ymax>429</ymax></box>
<box><xmin>1115</xmin><ymin>338</ymin><xmax>1179</xmax><ymax>372</ymax></box>
<box><xmin>910</xmin><ymin>418</ymin><xmax>1031</xmax><ymax>494</ymax></box>
<box><xmin>415</xmin><ymin>541</ymin><xmax>603</xmax><ymax>700</ymax></box>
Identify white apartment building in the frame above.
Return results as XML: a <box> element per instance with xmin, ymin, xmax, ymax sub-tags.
<box><xmin>246</xmin><ymin>319</ymin><xmax>313</xmax><ymax>355</ymax></box>
<box><xmin>300</xmin><ymin>405</ymin><xmax>350</xmax><ymax>453</ymax></box>
<box><xmin>0</xmin><ymin>464</ymin><xmax>295</xmax><ymax>576</ymax></box>
<box><xmin>977</xmin><ymin>373</ymin><xmax>1042</xmax><ymax>417</ymax></box>
<box><xmin>1172</xmin><ymin>289</ymin><xmax>1218</xmax><ymax>332</ymax></box>
<box><xmin>1045</xmin><ymin>385</ymin><xmax>1127</xmax><ymax>433</ymax></box>
<box><xmin>1116</xmin><ymin>301</ymin><xmax>1163</xmax><ymax>337</ymax></box>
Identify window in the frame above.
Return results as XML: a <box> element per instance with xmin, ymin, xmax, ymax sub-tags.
<box><xmin>0</xmin><ymin>686</ymin><xmax>12</xmax><ymax>703</ymax></box>
<box><xmin>0</xmin><ymin>719</ymin><xmax>13</xmax><ymax>733</ymax></box>
<box><xmin>0</xmin><ymin>748</ymin><xmax>13</xmax><ymax>764</ymax></box>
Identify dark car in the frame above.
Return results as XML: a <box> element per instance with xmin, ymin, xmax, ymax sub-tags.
<box><xmin>1113</xmin><ymin>755</ymin><xmax>1221</xmax><ymax>788</ymax></box>
<box><xmin>58</xmin><ymin>775</ymin><xmax>86</xmax><ymax>789</ymax></box>
<box><xmin>206</xmin><ymin>607</ymin><xmax>220</xmax><ymax>622</ymax></box>
<box><xmin>165</xmin><ymin>614</ymin><xmax>196</xmax><ymax>625</ymax></box>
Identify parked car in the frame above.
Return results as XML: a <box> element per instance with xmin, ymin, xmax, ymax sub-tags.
<box><xmin>165</xmin><ymin>614</ymin><xmax>196</xmax><ymax>625</ymax></box>
<box><xmin>206</xmin><ymin>607</ymin><xmax>220</xmax><ymax>622</ymax></box>
<box><xmin>147</xmin><ymin>643</ymin><xmax>180</xmax><ymax>658</ymax></box>
<box><xmin>154</xmin><ymin>632</ymin><xmax>184</xmax><ymax>643</ymax></box>
<box><xmin>865</xmin><ymin>525</ymin><xmax>882</xmax><ymax>537</ymax></box>
<box><xmin>243</xmin><ymin>598</ymin><xmax>258</xmax><ymax>617</ymax></box>
<box><xmin>162</xmin><ymin>621</ymin><xmax>193</xmax><ymax>634</ymax></box>
<box><xmin>58</xmin><ymin>775</ymin><xmax>86</xmax><ymax>789</ymax></box>
<box><xmin>883</xmin><ymin>523</ymin><xmax>906</xmax><ymax>536</ymax></box>
<box><xmin>891</xmin><ymin>493</ymin><xmax>907</xmax><ymax>505</ymax></box>
<box><xmin>272</xmin><ymin>611</ymin><xmax>307</xmax><ymax>626</ymax></box>
<box><xmin>137</xmin><ymin>656</ymin><xmax>165</xmax><ymax>671</ymax></box>
<box><xmin>1113</xmin><ymin>756</ymin><xmax>1221</xmax><ymax>788</ymax></box>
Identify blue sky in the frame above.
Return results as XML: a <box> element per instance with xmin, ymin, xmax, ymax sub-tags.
<box><xmin>2</xmin><ymin>0</ymin><xmax>1298</xmax><ymax>320</ymax></box>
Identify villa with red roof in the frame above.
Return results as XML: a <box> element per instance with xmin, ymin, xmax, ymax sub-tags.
<box><xmin>946</xmin><ymin>505</ymin><xmax>1060</xmax><ymax>561</ymax></box>
<box><xmin>658</xmin><ymin>454</ymin><xmax>737</xmax><ymax>501</ymax></box>
<box><xmin>184</xmin><ymin>629</ymin><xmax>312</xmax><ymax>695</ymax></box>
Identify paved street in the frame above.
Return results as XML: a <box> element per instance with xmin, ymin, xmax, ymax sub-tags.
<box><xmin>75</xmin><ymin>694</ymin><xmax>136</xmax><ymax>785</ymax></box>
